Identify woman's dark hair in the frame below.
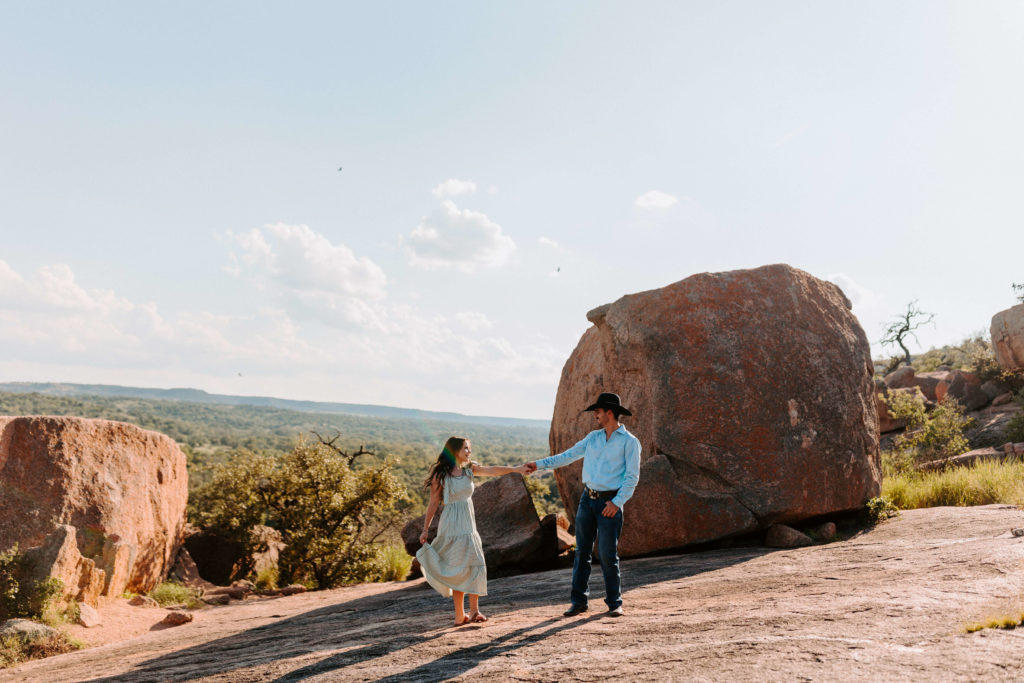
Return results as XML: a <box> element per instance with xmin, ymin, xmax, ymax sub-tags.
<box><xmin>423</xmin><ymin>436</ymin><xmax>467</xmax><ymax>490</ymax></box>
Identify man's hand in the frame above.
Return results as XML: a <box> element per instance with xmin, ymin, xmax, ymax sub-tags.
<box><xmin>523</xmin><ymin>462</ymin><xmax>538</xmax><ymax>474</ymax></box>
<box><xmin>419</xmin><ymin>531</ymin><xmax>429</xmax><ymax>544</ymax></box>
<box><xmin>601</xmin><ymin>501</ymin><xmax>620</xmax><ymax>518</ymax></box>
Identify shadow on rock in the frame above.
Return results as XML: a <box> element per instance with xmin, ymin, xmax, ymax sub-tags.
<box><xmin>90</xmin><ymin>548</ymin><xmax>765</xmax><ymax>682</ymax></box>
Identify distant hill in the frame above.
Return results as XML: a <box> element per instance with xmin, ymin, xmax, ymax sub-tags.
<box><xmin>0</xmin><ymin>382</ymin><xmax>548</xmax><ymax>428</ymax></box>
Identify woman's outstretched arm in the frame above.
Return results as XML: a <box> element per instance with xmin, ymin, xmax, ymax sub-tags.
<box><xmin>419</xmin><ymin>479</ymin><xmax>442</xmax><ymax>544</ymax></box>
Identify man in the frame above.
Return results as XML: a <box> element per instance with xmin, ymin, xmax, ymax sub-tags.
<box><xmin>525</xmin><ymin>392</ymin><xmax>641</xmax><ymax>617</ymax></box>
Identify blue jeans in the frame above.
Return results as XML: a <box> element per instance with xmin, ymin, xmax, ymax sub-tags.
<box><xmin>570</xmin><ymin>493</ymin><xmax>623</xmax><ymax>609</ymax></box>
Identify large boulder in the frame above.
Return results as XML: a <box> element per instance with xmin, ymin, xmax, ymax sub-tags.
<box><xmin>402</xmin><ymin>473</ymin><xmax>556</xmax><ymax>573</ymax></box>
<box><xmin>884</xmin><ymin>366</ymin><xmax>947</xmax><ymax>403</ymax></box>
<box><xmin>549</xmin><ymin>264</ymin><xmax>880</xmax><ymax>558</ymax></box>
<box><xmin>0</xmin><ymin>416</ymin><xmax>187</xmax><ymax>596</ymax></box>
<box><xmin>992</xmin><ymin>303</ymin><xmax>1024</xmax><ymax>372</ymax></box>
<box><xmin>935</xmin><ymin>370</ymin><xmax>990</xmax><ymax>411</ymax></box>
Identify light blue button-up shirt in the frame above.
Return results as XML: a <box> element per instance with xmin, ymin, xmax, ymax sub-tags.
<box><xmin>535</xmin><ymin>424</ymin><xmax>641</xmax><ymax>509</ymax></box>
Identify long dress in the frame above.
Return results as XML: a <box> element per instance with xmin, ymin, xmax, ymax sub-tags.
<box><xmin>416</xmin><ymin>467</ymin><xmax>488</xmax><ymax>597</ymax></box>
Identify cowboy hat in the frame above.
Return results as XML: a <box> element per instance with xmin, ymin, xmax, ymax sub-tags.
<box><xmin>583</xmin><ymin>392</ymin><xmax>632</xmax><ymax>417</ymax></box>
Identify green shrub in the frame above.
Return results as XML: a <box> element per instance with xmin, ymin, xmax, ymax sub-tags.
<box><xmin>865</xmin><ymin>496</ymin><xmax>899</xmax><ymax>523</ymax></box>
<box><xmin>0</xmin><ymin>547</ymin><xmax>64</xmax><ymax>621</ymax></box>
<box><xmin>377</xmin><ymin>544</ymin><xmax>412</xmax><ymax>582</ymax></box>
<box><xmin>1006</xmin><ymin>414</ymin><xmax>1024</xmax><ymax>444</ymax></box>
<box><xmin>881</xmin><ymin>392</ymin><xmax>972</xmax><ymax>465</ymax></box>
<box><xmin>147</xmin><ymin>582</ymin><xmax>202</xmax><ymax>608</ymax></box>
<box><xmin>253</xmin><ymin>567</ymin><xmax>279</xmax><ymax>591</ymax></box>
<box><xmin>190</xmin><ymin>438</ymin><xmax>410</xmax><ymax>589</ymax></box>
<box><xmin>0</xmin><ymin>632</ymin><xmax>82</xmax><ymax>669</ymax></box>
<box><xmin>524</xmin><ymin>474</ymin><xmax>564</xmax><ymax>517</ymax></box>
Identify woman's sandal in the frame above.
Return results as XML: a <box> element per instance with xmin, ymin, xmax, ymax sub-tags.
<box><xmin>454</xmin><ymin>616</ymin><xmax>472</xmax><ymax>626</ymax></box>
<box><xmin>468</xmin><ymin>611</ymin><xmax>488</xmax><ymax>623</ymax></box>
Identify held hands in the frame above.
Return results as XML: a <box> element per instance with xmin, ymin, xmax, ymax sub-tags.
<box><xmin>522</xmin><ymin>462</ymin><xmax>538</xmax><ymax>475</ymax></box>
<box><xmin>601</xmin><ymin>501</ymin><xmax>620</xmax><ymax>518</ymax></box>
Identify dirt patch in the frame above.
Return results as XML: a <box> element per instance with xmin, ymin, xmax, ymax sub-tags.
<box><xmin>7</xmin><ymin>505</ymin><xmax>1024</xmax><ymax>681</ymax></box>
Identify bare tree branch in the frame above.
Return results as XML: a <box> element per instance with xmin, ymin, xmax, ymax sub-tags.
<box><xmin>880</xmin><ymin>300</ymin><xmax>935</xmax><ymax>367</ymax></box>
<box><xmin>311</xmin><ymin>431</ymin><xmax>374</xmax><ymax>465</ymax></box>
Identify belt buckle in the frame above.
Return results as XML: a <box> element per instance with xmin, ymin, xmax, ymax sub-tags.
<box><xmin>586</xmin><ymin>487</ymin><xmax>599</xmax><ymax>499</ymax></box>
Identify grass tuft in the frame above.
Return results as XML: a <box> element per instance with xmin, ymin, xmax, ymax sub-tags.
<box><xmin>147</xmin><ymin>581</ymin><xmax>203</xmax><ymax>608</ymax></box>
<box><xmin>882</xmin><ymin>460</ymin><xmax>1024</xmax><ymax>510</ymax></box>
<box><xmin>378</xmin><ymin>543</ymin><xmax>413</xmax><ymax>582</ymax></box>
<box><xmin>0</xmin><ymin>632</ymin><xmax>83</xmax><ymax>669</ymax></box>
<box><xmin>965</xmin><ymin>612</ymin><xmax>1024</xmax><ymax>633</ymax></box>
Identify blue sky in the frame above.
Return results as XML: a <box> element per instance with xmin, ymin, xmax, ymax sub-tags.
<box><xmin>1</xmin><ymin>1</ymin><xmax>1022</xmax><ymax>418</ymax></box>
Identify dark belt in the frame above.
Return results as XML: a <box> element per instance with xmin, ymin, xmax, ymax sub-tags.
<box><xmin>585</xmin><ymin>486</ymin><xmax>618</xmax><ymax>501</ymax></box>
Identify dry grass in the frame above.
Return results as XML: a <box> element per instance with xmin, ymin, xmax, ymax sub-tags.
<box><xmin>965</xmin><ymin>612</ymin><xmax>1024</xmax><ymax>633</ymax></box>
<box><xmin>0</xmin><ymin>631</ymin><xmax>83</xmax><ymax>669</ymax></box>
<box><xmin>147</xmin><ymin>581</ymin><xmax>203</xmax><ymax>608</ymax></box>
<box><xmin>882</xmin><ymin>460</ymin><xmax>1024</xmax><ymax>510</ymax></box>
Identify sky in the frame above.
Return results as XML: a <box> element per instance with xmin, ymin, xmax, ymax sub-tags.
<box><xmin>1</xmin><ymin>1</ymin><xmax>1022</xmax><ymax>419</ymax></box>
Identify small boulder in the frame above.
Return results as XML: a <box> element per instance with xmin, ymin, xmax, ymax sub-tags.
<box><xmin>764</xmin><ymin>524</ymin><xmax>814</xmax><ymax>548</ymax></box>
<box><xmin>992</xmin><ymin>392</ymin><xmax>1014</xmax><ymax>407</ymax></box>
<box><xmin>810</xmin><ymin>522</ymin><xmax>837</xmax><ymax>542</ymax></box>
<box><xmin>280</xmin><ymin>584</ymin><xmax>307</xmax><ymax>596</ymax></box>
<box><xmin>910</xmin><ymin>371</ymin><xmax>947</xmax><ymax>402</ymax></box>
<box><xmin>936</xmin><ymin>371</ymin><xmax>990</xmax><ymax>411</ymax></box>
<box><xmin>918</xmin><ymin>447</ymin><xmax>1004</xmax><ymax>472</ymax></box>
<box><xmin>77</xmin><ymin>603</ymin><xmax>102</xmax><ymax>628</ymax></box>
<box><xmin>0</xmin><ymin>619</ymin><xmax>58</xmax><ymax>640</ymax></box>
<box><xmin>883</xmin><ymin>366</ymin><xmax>917</xmax><ymax>389</ymax></box>
<box><xmin>205</xmin><ymin>586</ymin><xmax>246</xmax><ymax>600</ymax></box>
<box><xmin>160</xmin><ymin>611</ymin><xmax>193</xmax><ymax>626</ymax></box>
<box><xmin>202</xmin><ymin>594</ymin><xmax>231</xmax><ymax>606</ymax></box>
<box><xmin>230</xmin><ymin>579</ymin><xmax>255</xmax><ymax>594</ymax></box>
<box><xmin>128</xmin><ymin>595</ymin><xmax>159</xmax><ymax>608</ymax></box>
<box><xmin>981</xmin><ymin>379</ymin><xmax>1010</xmax><ymax>401</ymax></box>
<box><xmin>540</xmin><ymin>513</ymin><xmax>576</xmax><ymax>555</ymax></box>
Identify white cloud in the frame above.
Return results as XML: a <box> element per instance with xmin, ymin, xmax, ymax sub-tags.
<box><xmin>431</xmin><ymin>178</ymin><xmax>478</xmax><ymax>199</ymax></box>
<box><xmin>455</xmin><ymin>311</ymin><xmax>494</xmax><ymax>331</ymax></box>
<box><xmin>634</xmin><ymin>190</ymin><xmax>679</xmax><ymax>209</ymax></box>
<box><xmin>404</xmin><ymin>200</ymin><xmax>516</xmax><ymax>272</ymax></box>
<box><xmin>225</xmin><ymin>223</ymin><xmax>388</xmax><ymax>329</ymax></box>
<box><xmin>826</xmin><ymin>272</ymin><xmax>877</xmax><ymax>311</ymax></box>
<box><xmin>538</xmin><ymin>236</ymin><xmax>559</xmax><ymax>248</ymax></box>
<box><xmin>487</xmin><ymin>185</ymin><xmax>498</xmax><ymax>194</ymax></box>
<box><xmin>0</xmin><ymin>253</ymin><xmax>565</xmax><ymax>418</ymax></box>
<box><xmin>228</xmin><ymin>223</ymin><xmax>386</xmax><ymax>299</ymax></box>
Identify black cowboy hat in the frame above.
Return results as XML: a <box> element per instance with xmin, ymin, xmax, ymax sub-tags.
<box><xmin>583</xmin><ymin>392</ymin><xmax>633</xmax><ymax>417</ymax></box>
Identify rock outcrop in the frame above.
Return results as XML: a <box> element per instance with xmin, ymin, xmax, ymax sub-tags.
<box><xmin>935</xmin><ymin>370</ymin><xmax>989</xmax><ymax>411</ymax></box>
<box><xmin>183</xmin><ymin>524</ymin><xmax>285</xmax><ymax>586</ymax></box>
<box><xmin>402</xmin><ymin>473</ymin><xmax>565</xmax><ymax>573</ymax></box>
<box><xmin>0</xmin><ymin>416</ymin><xmax>188</xmax><ymax>600</ymax></box>
<box><xmin>991</xmin><ymin>303</ymin><xmax>1024</xmax><ymax>372</ymax></box>
<box><xmin>549</xmin><ymin>264</ymin><xmax>880</xmax><ymax>557</ymax></box>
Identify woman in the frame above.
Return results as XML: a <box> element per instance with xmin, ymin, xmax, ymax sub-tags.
<box><xmin>417</xmin><ymin>436</ymin><xmax>529</xmax><ymax>625</ymax></box>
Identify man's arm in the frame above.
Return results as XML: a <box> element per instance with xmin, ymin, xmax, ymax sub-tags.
<box><xmin>609</xmin><ymin>437</ymin><xmax>641</xmax><ymax>511</ymax></box>
<box><xmin>533</xmin><ymin>434</ymin><xmax>590</xmax><ymax>471</ymax></box>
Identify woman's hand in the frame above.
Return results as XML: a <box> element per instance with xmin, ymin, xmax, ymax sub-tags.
<box><xmin>419</xmin><ymin>530</ymin><xmax>428</xmax><ymax>544</ymax></box>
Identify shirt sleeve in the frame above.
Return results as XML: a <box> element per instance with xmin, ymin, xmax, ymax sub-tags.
<box><xmin>611</xmin><ymin>436</ymin><xmax>641</xmax><ymax>509</ymax></box>
<box><xmin>535</xmin><ymin>434</ymin><xmax>589</xmax><ymax>470</ymax></box>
